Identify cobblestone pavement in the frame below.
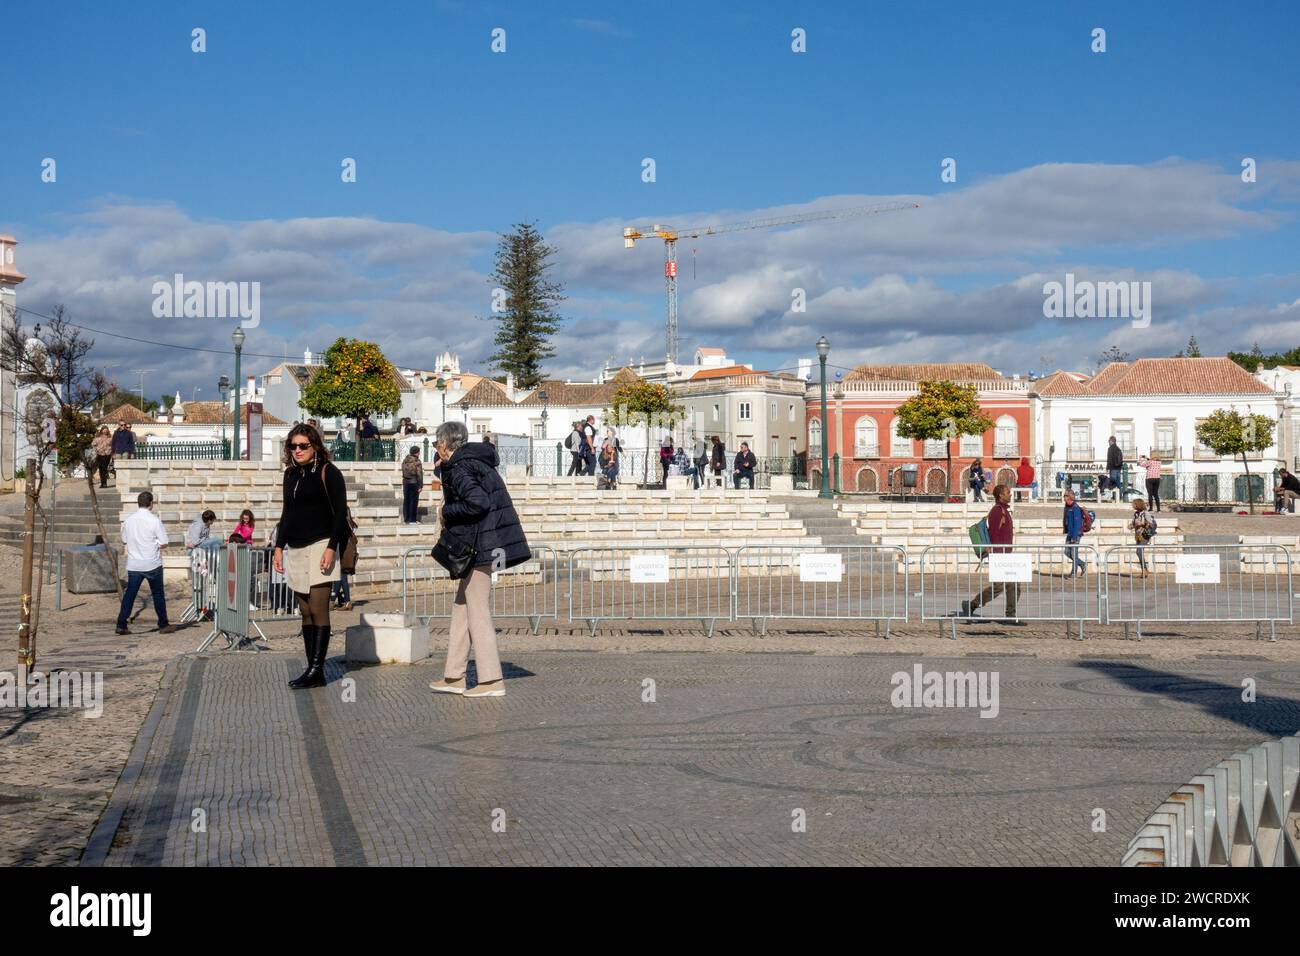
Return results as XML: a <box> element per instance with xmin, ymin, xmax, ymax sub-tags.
<box><xmin>92</xmin><ymin>648</ymin><xmax>1300</xmax><ymax>866</ymax></box>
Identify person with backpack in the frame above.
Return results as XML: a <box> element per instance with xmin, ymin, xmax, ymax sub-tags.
<box><xmin>692</xmin><ymin>435</ymin><xmax>708</xmax><ymax>481</ymax></box>
<box><xmin>1062</xmin><ymin>490</ymin><xmax>1088</xmax><ymax>578</ymax></box>
<box><xmin>565</xmin><ymin>422</ymin><xmax>584</xmax><ymax>475</ymax></box>
<box><xmin>401</xmin><ymin>446</ymin><xmax>424</xmax><ymax>523</ymax></box>
<box><xmin>1127</xmin><ymin>497</ymin><xmax>1157</xmax><ymax>578</ymax></box>
<box><xmin>961</xmin><ymin>484</ymin><xmax>1024</xmax><ymax>624</ymax></box>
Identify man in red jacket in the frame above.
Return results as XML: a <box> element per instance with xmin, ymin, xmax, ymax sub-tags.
<box><xmin>962</xmin><ymin>484</ymin><xmax>1024</xmax><ymax>624</ymax></box>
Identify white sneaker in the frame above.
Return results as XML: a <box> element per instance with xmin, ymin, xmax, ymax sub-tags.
<box><xmin>429</xmin><ymin>677</ymin><xmax>465</xmax><ymax>695</ymax></box>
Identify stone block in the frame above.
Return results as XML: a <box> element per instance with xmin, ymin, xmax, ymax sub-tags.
<box><xmin>769</xmin><ymin>475</ymin><xmax>794</xmax><ymax>493</ymax></box>
<box><xmin>505</xmin><ymin>463</ymin><xmax>528</xmax><ymax>482</ymax></box>
<box><xmin>346</xmin><ymin>612</ymin><xmax>430</xmax><ymax>665</ymax></box>
<box><xmin>64</xmin><ymin>545</ymin><xmax>117</xmax><ymax>593</ymax></box>
<box><xmin>665</xmin><ymin>475</ymin><xmax>693</xmax><ymax>491</ymax></box>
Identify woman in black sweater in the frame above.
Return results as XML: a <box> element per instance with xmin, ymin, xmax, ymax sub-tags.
<box><xmin>272</xmin><ymin>424</ymin><xmax>351</xmax><ymax>689</ymax></box>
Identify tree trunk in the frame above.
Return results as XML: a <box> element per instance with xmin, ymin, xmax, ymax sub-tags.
<box><xmin>1242</xmin><ymin>453</ymin><xmax>1255</xmax><ymax>514</ymax></box>
<box><xmin>945</xmin><ymin>441</ymin><xmax>953</xmax><ymax>499</ymax></box>
<box><xmin>85</xmin><ymin>469</ymin><xmax>124</xmax><ymax>599</ymax></box>
<box><xmin>19</xmin><ymin>460</ymin><xmax>37</xmax><ymax>678</ymax></box>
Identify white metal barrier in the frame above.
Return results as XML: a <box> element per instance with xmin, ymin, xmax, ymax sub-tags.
<box><xmin>567</xmin><ymin>546</ymin><xmax>733</xmax><ymax>637</ymax></box>
<box><xmin>1102</xmin><ymin>544</ymin><xmax>1294</xmax><ymax>641</ymax></box>
<box><xmin>183</xmin><ymin>543</ymin><xmax>297</xmax><ymax>626</ymax></box>
<box><xmin>401</xmin><ymin>546</ymin><xmax>559</xmax><ymax>634</ymax></box>
<box><xmin>919</xmin><ymin>544</ymin><xmax>1103</xmax><ymax>640</ymax></box>
<box><xmin>733</xmin><ymin>545</ymin><xmax>908</xmax><ymax>636</ymax></box>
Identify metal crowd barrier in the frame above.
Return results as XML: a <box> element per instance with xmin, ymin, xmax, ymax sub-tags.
<box><xmin>401</xmin><ymin>546</ymin><xmax>559</xmax><ymax>634</ymax></box>
<box><xmin>1102</xmin><ymin>544</ymin><xmax>1293</xmax><ymax>641</ymax></box>
<box><xmin>919</xmin><ymin>544</ymin><xmax>1102</xmax><ymax>640</ymax></box>
<box><xmin>734</xmin><ymin>544</ymin><xmax>908</xmax><ymax>636</ymax></box>
<box><xmin>183</xmin><ymin>542</ymin><xmax>298</xmax><ymax>626</ymax></box>
<box><xmin>567</xmin><ymin>545</ymin><xmax>733</xmax><ymax>636</ymax></box>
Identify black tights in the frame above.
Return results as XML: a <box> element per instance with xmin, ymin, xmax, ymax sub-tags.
<box><xmin>296</xmin><ymin>584</ymin><xmax>332</xmax><ymax>627</ymax></box>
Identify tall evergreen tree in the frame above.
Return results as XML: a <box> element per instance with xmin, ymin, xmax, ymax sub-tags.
<box><xmin>487</xmin><ymin>222</ymin><xmax>564</xmax><ymax>390</ymax></box>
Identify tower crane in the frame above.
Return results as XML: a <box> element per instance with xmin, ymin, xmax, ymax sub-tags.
<box><xmin>623</xmin><ymin>199</ymin><xmax>919</xmax><ymax>363</ymax></box>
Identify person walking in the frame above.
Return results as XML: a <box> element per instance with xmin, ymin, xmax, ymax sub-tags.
<box><xmin>92</xmin><ymin>425</ymin><xmax>114</xmax><ymax>488</ymax></box>
<box><xmin>115</xmin><ymin>491</ymin><xmax>177</xmax><ymax>635</ymax></box>
<box><xmin>112</xmin><ymin>422</ymin><xmax>134</xmax><ymax>460</ymax></box>
<box><xmin>1106</xmin><ymin>436</ymin><xmax>1124</xmax><ymax>502</ymax></box>
<box><xmin>1138</xmin><ymin>453</ymin><xmax>1163</xmax><ymax>512</ymax></box>
<box><xmin>692</xmin><ymin>434</ymin><xmax>708</xmax><ymax>482</ymax></box>
<box><xmin>428</xmin><ymin>421</ymin><xmax>531</xmax><ymax>698</ymax></box>
<box><xmin>659</xmin><ymin>438</ymin><xmax>674</xmax><ymax>486</ymax></box>
<box><xmin>272</xmin><ymin>424</ymin><xmax>352</xmax><ymax>689</ymax></box>
<box><xmin>733</xmin><ymin>441</ymin><xmax>757</xmax><ymax>489</ymax></box>
<box><xmin>1274</xmin><ymin>467</ymin><xmax>1300</xmax><ymax>514</ymax></box>
<box><xmin>969</xmin><ymin>457</ymin><xmax>986</xmax><ymax>502</ymax></box>
<box><xmin>1127</xmin><ymin>497</ymin><xmax>1156</xmax><ymax>578</ymax></box>
<box><xmin>1062</xmin><ymin>490</ymin><xmax>1087</xmax><ymax>578</ymax></box>
<box><xmin>582</xmin><ymin>416</ymin><xmax>598</xmax><ymax>476</ymax></box>
<box><xmin>709</xmin><ymin>436</ymin><xmax>726</xmax><ymax>488</ymax></box>
<box><xmin>961</xmin><ymin>484</ymin><xmax>1023</xmax><ymax>624</ymax></box>
<box><xmin>401</xmin><ymin>445</ymin><xmax>424</xmax><ymax>523</ymax></box>
<box><xmin>565</xmin><ymin>422</ymin><xmax>584</xmax><ymax>476</ymax></box>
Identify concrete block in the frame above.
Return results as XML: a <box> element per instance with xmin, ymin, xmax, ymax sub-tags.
<box><xmin>64</xmin><ymin>545</ymin><xmax>117</xmax><ymax>593</ymax></box>
<box><xmin>505</xmin><ymin>464</ymin><xmax>528</xmax><ymax>482</ymax></box>
<box><xmin>666</xmin><ymin>475</ymin><xmax>693</xmax><ymax>491</ymax></box>
<box><xmin>346</xmin><ymin>611</ymin><xmax>430</xmax><ymax>664</ymax></box>
<box><xmin>769</xmin><ymin>475</ymin><xmax>794</xmax><ymax>492</ymax></box>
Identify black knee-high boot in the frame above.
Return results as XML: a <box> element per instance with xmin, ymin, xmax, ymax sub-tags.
<box><xmin>289</xmin><ymin>625</ymin><xmax>319</xmax><ymax>688</ymax></box>
<box><xmin>290</xmin><ymin>626</ymin><xmax>330</xmax><ymax>690</ymax></box>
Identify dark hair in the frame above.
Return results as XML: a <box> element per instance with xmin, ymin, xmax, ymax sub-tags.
<box><xmin>137</xmin><ymin>491</ymin><xmax>153</xmax><ymax>508</ymax></box>
<box><xmin>239</xmin><ymin>509</ymin><xmax>255</xmax><ymax>526</ymax></box>
<box><xmin>228</xmin><ymin>532</ymin><xmax>243</xmax><ymax>543</ymax></box>
<box><xmin>202</xmin><ymin>509</ymin><xmax>217</xmax><ymax>523</ymax></box>
<box><xmin>282</xmin><ymin>423</ymin><xmax>330</xmax><ymax>467</ymax></box>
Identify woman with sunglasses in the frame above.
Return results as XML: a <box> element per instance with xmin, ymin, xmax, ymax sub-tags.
<box><xmin>272</xmin><ymin>424</ymin><xmax>352</xmax><ymax>689</ymax></box>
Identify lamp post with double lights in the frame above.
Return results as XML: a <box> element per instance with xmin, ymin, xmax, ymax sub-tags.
<box><xmin>218</xmin><ymin>375</ymin><xmax>231</xmax><ymax>455</ymax></box>
<box><xmin>816</xmin><ymin>336</ymin><xmax>831</xmax><ymax>499</ymax></box>
<box><xmin>538</xmin><ymin>389</ymin><xmax>549</xmax><ymax>475</ymax></box>
<box><xmin>231</xmin><ymin>328</ymin><xmax>246</xmax><ymax>460</ymax></box>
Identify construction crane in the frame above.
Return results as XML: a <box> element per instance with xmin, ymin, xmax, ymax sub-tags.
<box><xmin>623</xmin><ymin>199</ymin><xmax>919</xmax><ymax>363</ymax></box>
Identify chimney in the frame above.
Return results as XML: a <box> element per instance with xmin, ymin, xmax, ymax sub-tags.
<box><xmin>505</xmin><ymin>372</ymin><xmax>515</xmax><ymax>400</ymax></box>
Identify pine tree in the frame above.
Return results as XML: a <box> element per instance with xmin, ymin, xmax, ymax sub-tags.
<box><xmin>487</xmin><ymin>222</ymin><xmax>564</xmax><ymax>390</ymax></box>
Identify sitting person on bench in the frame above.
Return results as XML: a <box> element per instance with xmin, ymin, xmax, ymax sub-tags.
<box><xmin>1274</xmin><ymin>467</ymin><xmax>1300</xmax><ymax>514</ymax></box>
<box><xmin>1015</xmin><ymin>456</ymin><xmax>1037</xmax><ymax>500</ymax></box>
<box><xmin>733</xmin><ymin>442</ymin><xmax>756</xmax><ymax>489</ymax></box>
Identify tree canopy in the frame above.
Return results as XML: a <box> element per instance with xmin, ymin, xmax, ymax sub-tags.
<box><xmin>299</xmin><ymin>337</ymin><xmax>401</xmax><ymax>424</ymax></box>
<box><xmin>487</xmin><ymin>221</ymin><xmax>564</xmax><ymax>390</ymax></box>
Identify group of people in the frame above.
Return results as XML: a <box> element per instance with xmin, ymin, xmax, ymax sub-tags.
<box><xmin>968</xmin><ymin>456</ymin><xmax>1037</xmax><ymax>502</ymax></box>
<box><xmin>89</xmin><ymin>423</ymin><xmax>138</xmax><ymax>488</ymax></box>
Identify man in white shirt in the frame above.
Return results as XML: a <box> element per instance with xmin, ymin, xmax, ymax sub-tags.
<box><xmin>116</xmin><ymin>491</ymin><xmax>177</xmax><ymax>635</ymax></box>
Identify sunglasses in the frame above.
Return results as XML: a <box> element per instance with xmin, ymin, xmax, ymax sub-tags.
<box><xmin>288</xmin><ymin>441</ymin><xmax>313</xmax><ymax>451</ymax></box>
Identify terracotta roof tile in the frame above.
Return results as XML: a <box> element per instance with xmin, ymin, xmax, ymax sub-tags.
<box><xmin>1096</xmin><ymin>357</ymin><xmax>1276</xmax><ymax>396</ymax></box>
<box><xmin>690</xmin><ymin>365</ymin><xmax>765</xmax><ymax>380</ymax></box>
<box><xmin>100</xmin><ymin>403</ymin><xmax>154</xmax><ymax>424</ymax></box>
<box><xmin>1083</xmin><ymin>362</ymin><xmax>1130</xmax><ymax>392</ymax></box>
<box><xmin>180</xmin><ymin>401</ymin><xmax>288</xmax><ymax>425</ymax></box>
<box><xmin>1033</xmin><ymin>370</ymin><xmax>1091</xmax><ymax>396</ymax></box>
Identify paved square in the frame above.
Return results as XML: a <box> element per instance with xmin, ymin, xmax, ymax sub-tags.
<box><xmin>95</xmin><ymin>650</ymin><xmax>1300</xmax><ymax>866</ymax></box>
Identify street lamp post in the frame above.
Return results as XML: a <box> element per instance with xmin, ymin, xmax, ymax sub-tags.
<box><xmin>231</xmin><ymin>328</ymin><xmax>246</xmax><ymax>461</ymax></box>
<box><xmin>538</xmin><ymin>389</ymin><xmax>549</xmax><ymax>476</ymax></box>
<box><xmin>817</xmin><ymin>336</ymin><xmax>831</xmax><ymax>499</ymax></box>
<box><xmin>218</xmin><ymin>375</ymin><xmax>230</xmax><ymax>455</ymax></box>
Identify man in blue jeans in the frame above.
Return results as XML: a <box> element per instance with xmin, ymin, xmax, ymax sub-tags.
<box><xmin>116</xmin><ymin>490</ymin><xmax>177</xmax><ymax>635</ymax></box>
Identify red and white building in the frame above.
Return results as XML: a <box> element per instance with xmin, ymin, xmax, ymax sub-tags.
<box><xmin>805</xmin><ymin>363</ymin><xmax>1032</xmax><ymax>494</ymax></box>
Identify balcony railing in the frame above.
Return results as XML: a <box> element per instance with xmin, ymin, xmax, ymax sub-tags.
<box><xmin>1193</xmin><ymin>446</ymin><xmax>1220</xmax><ymax>461</ymax></box>
<box><xmin>854</xmin><ymin>443</ymin><xmax>880</xmax><ymax>459</ymax></box>
<box><xmin>922</xmin><ymin>441</ymin><xmax>948</xmax><ymax>459</ymax></box>
<box><xmin>1150</xmin><ymin>446</ymin><xmax>1178</xmax><ymax>460</ymax></box>
<box><xmin>891</xmin><ymin>443</ymin><xmax>913</xmax><ymax>457</ymax></box>
<box><xmin>993</xmin><ymin>443</ymin><xmax>1020</xmax><ymax>458</ymax></box>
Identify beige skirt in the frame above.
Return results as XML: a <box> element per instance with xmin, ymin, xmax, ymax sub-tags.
<box><xmin>283</xmin><ymin>538</ymin><xmax>341</xmax><ymax>594</ymax></box>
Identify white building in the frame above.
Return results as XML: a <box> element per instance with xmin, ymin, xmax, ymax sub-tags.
<box><xmin>1254</xmin><ymin>365</ymin><xmax>1300</xmax><ymax>471</ymax></box>
<box><xmin>1</xmin><ymin>236</ymin><xmax>26</xmax><ymax>484</ymax></box>
<box><xmin>600</xmin><ymin>346</ymin><xmax>741</xmax><ymax>386</ymax></box>
<box><xmin>1032</xmin><ymin>357</ymin><xmax>1285</xmax><ymax>502</ymax></box>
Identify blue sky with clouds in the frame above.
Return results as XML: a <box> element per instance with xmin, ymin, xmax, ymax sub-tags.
<box><xmin>3</xmin><ymin>0</ymin><xmax>1299</xmax><ymax>397</ymax></box>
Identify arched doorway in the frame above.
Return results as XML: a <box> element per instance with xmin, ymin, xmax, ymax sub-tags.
<box><xmin>856</xmin><ymin>467</ymin><xmax>878</xmax><ymax>492</ymax></box>
<box><xmin>925</xmin><ymin>467</ymin><xmax>947</xmax><ymax>494</ymax></box>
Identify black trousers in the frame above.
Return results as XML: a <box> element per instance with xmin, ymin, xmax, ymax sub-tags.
<box><xmin>402</xmin><ymin>482</ymin><xmax>421</xmax><ymax>522</ymax></box>
<box><xmin>1145</xmin><ymin>477</ymin><xmax>1161</xmax><ymax>511</ymax></box>
<box><xmin>95</xmin><ymin>454</ymin><xmax>112</xmax><ymax>487</ymax></box>
<box><xmin>567</xmin><ymin>452</ymin><xmax>583</xmax><ymax>476</ymax></box>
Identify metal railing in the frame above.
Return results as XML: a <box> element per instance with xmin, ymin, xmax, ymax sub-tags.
<box><xmin>328</xmin><ymin>438</ymin><xmax>397</xmax><ymax>462</ymax></box>
<box><xmin>1102</xmin><ymin>544</ymin><xmax>1293</xmax><ymax>640</ymax></box>
<box><xmin>733</xmin><ymin>545</ymin><xmax>908</xmax><ymax>636</ymax></box>
<box><xmin>401</xmin><ymin>546</ymin><xmax>559</xmax><ymax>634</ymax></box>
<box><xmin>919</xmin><ymin>544</ymin><xmax>1103</xmax><ymax>639</ymax></box>
<box><xmin>135</xmin><ymin>440</ymin><xmax>229</xmax><ymax>460</ymax></box>
<box><xmin>183</xmin><ymin>542</ymin><xmax>298</xmax><ymax>626</ymax></box>
<box><xmin>993</xmin><ymin>443</ymin><xmax>1020</xmax><ymax>459</ymax></box>
<box><xmin>567</xmin><ymin>545</ymin><xmax>733</xmax><ymax>636</ymax></box>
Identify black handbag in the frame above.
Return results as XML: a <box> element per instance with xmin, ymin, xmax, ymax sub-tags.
<box><xmin>432</xmin><ymin>525</ymin><xmax>477</xmax><ymax>579</ymax></box>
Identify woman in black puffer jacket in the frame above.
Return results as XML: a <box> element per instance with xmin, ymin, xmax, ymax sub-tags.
<box><xmin>428</xmin><ymin>422</ymin><xmax>530</xmax><ymax>699</ymax></box>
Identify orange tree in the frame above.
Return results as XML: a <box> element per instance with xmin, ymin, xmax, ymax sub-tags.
<box><xmin>603</xmin><ymin>379</ymin><xmax>684</xmax><ymax>483</ymax></box>
<box><xmin>894</xmin><ymin>380</ymin><xmax>993</xmax><ymax>496</ymax></box>
<box><xmin>299</xmin><ymin>337</ymin><xmax>401</xmax><ymax>435</ymax></box>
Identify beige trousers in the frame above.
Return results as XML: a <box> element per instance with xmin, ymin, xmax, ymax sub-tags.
<box><xmin>445</xmin><ymin>565</ymin><xmax>502</xmax><ymax>682</ymax></box>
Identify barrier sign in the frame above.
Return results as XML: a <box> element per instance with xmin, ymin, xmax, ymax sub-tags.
<box><xmin>1176</xmin><ymin>554</ymin><xmax>1221</xmax><ymax>584</ymax></box>
<box><xmin>989</xmin><ymin>553</ymin><xmax>1033</xmax><ymax>583</ymax></box>
<box><xmin>629</xmin><ymin>554</ymin><xmax>670</xmax><ymax>583</ymax></box>
<box><xmin>799</xmin><ymin>553</ymin><xmax>843</xmax><ymax>583</ymax></box>
<box><xmin>200</xmin><ymin>544</ymin><xmax>256</xmax><ymax>651</ymax></box>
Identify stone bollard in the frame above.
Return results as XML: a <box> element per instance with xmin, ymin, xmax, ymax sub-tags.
<box><xmin>665</xmin><ymin>475</ymin><xmax>693</xmax><ymax>491</ymax></box>
<box><xmin>505</xmin><ymin>463</ymin><xmax>527</xmax><ymax>482</ymax></box>
<box><xmin>64</xmin><ymin>544</ymin><xmax>118</xmax><ymax>593</ymax></box>
<box><xmin>769</xmin><ymin>475</ymin><xmax>794</xmax><ymax>493</ymax></box>
<box><xmin>345</xmin><ymin>612</ymin><xmax>430</xmax><ymax>665</ymax></box>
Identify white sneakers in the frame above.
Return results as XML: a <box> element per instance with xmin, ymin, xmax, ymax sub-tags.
<box><xmin>429</xmin><ymin>676</ymin><xmax>505</xmax><ymax>698</ymax></box>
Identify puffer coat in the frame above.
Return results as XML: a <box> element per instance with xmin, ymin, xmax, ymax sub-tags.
<box><xmin>435</xmin><ymin>441</ymin><xmax>531</xmax><ymax>569</ymax></box>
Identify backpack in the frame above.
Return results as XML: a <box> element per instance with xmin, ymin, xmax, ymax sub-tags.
<box><xmin>968</xmin><ymin>518</ymin><xmax>990</xmax><ymax>560</ymax></box>
<box><xmin>1080</xmin><ymin>509</ymin><xmax>1096</xmax><ymax>534</ymax></box>
<box><xmin>565</xmin><ymin>431</ymin><xmax>576</xmax><ymax>450</ymax></box>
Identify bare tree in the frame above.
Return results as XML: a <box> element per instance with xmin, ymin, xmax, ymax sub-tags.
<box><xmin>1</xmin><ymin>305</ymin><xmax>122</xmax><ymax>601</ymax></box>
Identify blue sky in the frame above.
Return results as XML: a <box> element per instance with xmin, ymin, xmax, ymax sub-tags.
<box><xmin>4</xmin><ymin>0</ymin><xmax>1299</xmax><ymax>397</ymax></box>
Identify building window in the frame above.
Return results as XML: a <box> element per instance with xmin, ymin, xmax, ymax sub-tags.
<box><xmin>994</xmin><ymin>415</ymin><xmax>1018</xmax><ymax>457</ymax></box>
<box><xmin>1193</xmin><ymin>419</ymin><xmax>1216</xmax><ymax>459</ymax></box>
<box><xmin>531</xmin><ymin>421</ymin><xmax>545</xmax><ymax>439</ymax></box>
<box><xmin>472</xmin><ymin>419</ymin><xmax>490</xmax><ymax>435</ymax></box>
<box><xmin>739</xmin><ymin>401</ymin><xmax>752</xmax><ymax>421</ymax></box>
<box><xmin>809</xmin><ymin>417</ymin><xmax>822</xmax><ymax>453</ymax></box>
<box><xmin>889</xmin><ymin>418</ymin><xmax>912</xmax><ymax>457</ymax></box>
<box><xmin>960</xmin><ymin>432</ymin><xmax>982</xmax><ymax>457</ymax></box>
<box><xmin>769</xmin><ymin>402</ymin><xmax>776</xmax><ymax>421</ymax></box>
<box><xmin>1111</xmin><ymin>420</ymin><xmax>1136</xmax><ymax>457</ymax></box>
<box><xmin>788</xmin><ymin>404</ymin><xmax>796</xmax><ymax>422</ymax></box>
<box><xmin>1068</xmin><ymin>421</ymin><xmax>1092</xmax><ymax>461</ymax></box>
<box><xmin>1153</xmin><ymin>421</ymin><xmax>1176</xmax><ymax>459</ymax></box>
<box><xmin>854</xmin><ymin>416</ymin><xmax>879</xmax><ymax>458</ymax></box>
<box><xmin>712</xmin><ymin>403</ymin><xmax>720</xmax><ymax>422</ymax></box>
